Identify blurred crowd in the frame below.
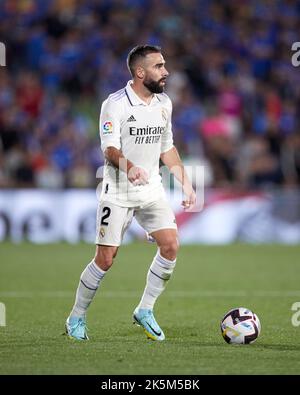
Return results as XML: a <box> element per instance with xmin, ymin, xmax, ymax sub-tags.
<box><xmin>0</xmin><ymin>0</ymin><xmax>300</xmax><ymax>190</ymax></box>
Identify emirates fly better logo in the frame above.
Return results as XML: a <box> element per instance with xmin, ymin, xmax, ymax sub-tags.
<box><xmin>0</xmin><ymin>42</ymin><xmax>6</xmax><ymax>66</ymax></box>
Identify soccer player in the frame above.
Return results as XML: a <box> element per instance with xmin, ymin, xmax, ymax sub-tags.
<box><xmin>65</xmin><ymin>45</ymin><xmax>196</xmax><ymax>341</ymax></box>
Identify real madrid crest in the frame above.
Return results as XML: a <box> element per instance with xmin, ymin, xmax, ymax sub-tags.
<box><xmin>162</xmin><ymin>108</ymin><xmax>168</xmax><ymax>122</ymax></box>
<box><xmin>100</xmin><ymin>227</ymin><xmax>105</xmax><ymax>238</ymax></box>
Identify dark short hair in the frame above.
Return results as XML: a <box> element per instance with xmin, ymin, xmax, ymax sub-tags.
<box><xmin>127</xmin><ymin>45</ymin><xmax>161</xmax><ymax>76</ymax></box>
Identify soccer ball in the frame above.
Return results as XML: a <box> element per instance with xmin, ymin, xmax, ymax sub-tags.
<box><xmin>220</xmin><ymin>307</ymin><xmax>261</xmax><ymax>344</ymax></box>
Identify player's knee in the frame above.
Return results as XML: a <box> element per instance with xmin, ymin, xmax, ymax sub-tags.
<box><xmin>94</xmin><ymin>253</ymin><xmax>113</xmax><ymax>271</ymax></box>
<box><xmin>160</xmin><ymin>239</ymin><xmax>179</xmax><ymax>261</ymax></box>
<box><xmin>94</xmin><ymin>247</ymin><xmax>117</xmax><ymax>271</ymax></box>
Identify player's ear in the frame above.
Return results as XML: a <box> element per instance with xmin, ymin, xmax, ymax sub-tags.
<box><xmin>136</xmin><ymin>66</ymin><xmax>145</xmax><ymax>80</ymax></box>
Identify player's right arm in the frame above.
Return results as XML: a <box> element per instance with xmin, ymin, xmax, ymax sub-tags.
<box><xmin>104</xmin><ymin>147</ymin><xmax>148</xmax><ymax>185</ymax></box>
<box><xmin>99</xmin><ymin>98</ymin><xmax>148</xmax><ymax>185</ymax></box>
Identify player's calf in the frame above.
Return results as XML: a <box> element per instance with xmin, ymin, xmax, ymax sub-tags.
<box><xmin>151</xmin><ymin>229</ymin><xmax>179</xmax><ymax>261</ymax></box>
<box><xmin>159</xmin><ymin>239</ymin><xmax>179</xmax><ymax>261</ymax></box>
<box><xmin>94</xmin><ymin>245</ymin><xmax>118</xmax><ymax>271</ymax></box>
<box><xmin>134</xmin><ymin>250</ymin><xmax>177</xmax><ymax>341</ymax></box>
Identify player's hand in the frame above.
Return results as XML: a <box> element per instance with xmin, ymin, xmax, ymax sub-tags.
<box><xmin>182</xmin><ymin>188</ymin><xmax>196</xmax><ymax>211</ymax></box>
<box><xmin>127</xmin><ymin>166</ymin><xmax>149</xmax><ymax>186</ymax></box>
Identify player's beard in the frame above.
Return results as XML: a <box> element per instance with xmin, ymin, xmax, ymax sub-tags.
<box><xmin>143</xmin><ymin>77</ymin><xmax>166</xmax><ymax>94</ymax></box>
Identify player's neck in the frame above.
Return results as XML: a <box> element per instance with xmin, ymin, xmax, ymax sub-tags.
<box><xmin>131</xmin><ymin>81</ymin><xmax>154</xmax><ymax>105</ymax></box>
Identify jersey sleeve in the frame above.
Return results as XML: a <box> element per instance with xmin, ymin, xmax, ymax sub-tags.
<box><xmin>161</xmin><ymin>97</ymin><xmax>174</xmax><ymax>154</ymax></box>
<box><xmin>99</xmin><ymin>99</ymin><xmax>122</xmax><ymax>152</ymax></box>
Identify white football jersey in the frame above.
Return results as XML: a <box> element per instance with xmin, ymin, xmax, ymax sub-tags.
<box><xmin>99</xmin><ymin>80</ymin><xmax>174</xmax><ymax>207</ymax></box>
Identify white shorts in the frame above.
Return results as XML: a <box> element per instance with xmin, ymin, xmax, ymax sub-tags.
<box><xmin>95</xmin><ymin>199</ymin><xmax>177</xmax><ymax>246</ymax></box>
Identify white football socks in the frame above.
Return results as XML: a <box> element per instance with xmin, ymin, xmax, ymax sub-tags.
<box><xmin>70</xmin><ymin>260</ymin><xmax>106</xmax><ymax>318</ymax></box>
<box><xmin>137</xmin><ymin>251</ymin><xmax>176</xmax><ymax>310</ymax></box>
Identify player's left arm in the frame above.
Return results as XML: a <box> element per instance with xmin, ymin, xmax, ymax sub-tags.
<box><xmin>160</xmin><ymin>96</ymin><xmax>196</xmax><ymax>210</ymax></box>
<box><xmin>160</xmin><ymin>146</ymin><xmax>196</xmax><ymax>210</ymax></box>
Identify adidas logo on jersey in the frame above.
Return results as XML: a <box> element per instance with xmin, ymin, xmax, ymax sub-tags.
<box><xmin>127</xmin><ymin>115</ymin><xmax>136</xmax><ymax>122</ymax></box>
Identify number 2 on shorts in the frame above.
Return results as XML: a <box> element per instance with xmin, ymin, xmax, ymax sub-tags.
<box><xmin>101</xmin><ymin>207</ymin><xmax>111</xmax><ymax>225</ymax></box>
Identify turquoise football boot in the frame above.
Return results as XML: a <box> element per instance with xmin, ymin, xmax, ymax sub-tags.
<box><xmin>65</xmin><ymin>316</ymin><xmax>89</xmax><ymax>340</ymax></box>
<box><xmin>133</xmin><ymin>308</ymin><xmax>165</xmax><ymax>341</ymax></box>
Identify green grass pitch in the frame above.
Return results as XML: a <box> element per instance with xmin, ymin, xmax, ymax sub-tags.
<box><xmin>0</xmin><ymin>242</ymin><xmax>300</xmax><ymax>375</ymax></box>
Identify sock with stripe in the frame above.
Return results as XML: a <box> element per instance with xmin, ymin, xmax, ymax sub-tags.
<box><xmin>137</xmin><ymin>250</ymin><xmax>177</xmax><ymax>310</ymax></box>
<box><xmin>70</xmin><ymin>260</ymin><xmax>106</xmax><ymax>318</ymax></box>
